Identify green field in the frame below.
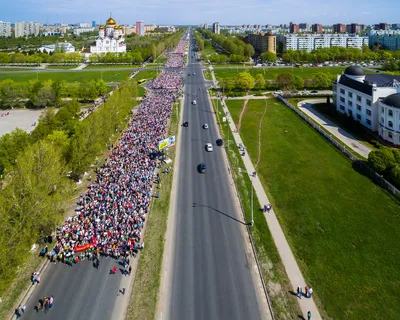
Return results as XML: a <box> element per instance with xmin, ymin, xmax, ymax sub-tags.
<box><xmin>225</xmin><ymin>100</ymin><xmax>244</xmax><ymax>126</ymax></box>
<box><xmin>46</xmin><ymin>65</ymin><xmax>79</xmax><ymax>70</ymax></box>
<box><xmin>0</xmin><ymin>68</ymin><xmax>37</xmax><ymax>71</ymax></box>
<box><xmin>134</xmin><ymin>70</ymin><xmax>159</xmax><ymax>81</ymax></box>
<box><xmin>237</xmin><ymin>98</ymin><xmax>400</xmax><ymax>319</ymax></box>
<box><xmin>215</xmin><ymin>67</ymin><xmax>349</xmax><ymax>80</ymax></box>
<box><xmin>0</xmin><ymin>70</ymin><xmax>133</xmax><ymax>83</ymax></box>
<box><xmin>85</xmin><ymin>64</ymin><xmax>139</xmax><ymax>69</ymax></box>
<box><xmin>203</xmin><ymin>69</ymin><xmax>212</xmax><ymax>80</ymax></box>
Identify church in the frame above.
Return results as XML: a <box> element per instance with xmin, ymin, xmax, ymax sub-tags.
<box><xmin>90</xmin><ymin>15</ymin><xmax>126</xmax><ymax>54</ymax></box>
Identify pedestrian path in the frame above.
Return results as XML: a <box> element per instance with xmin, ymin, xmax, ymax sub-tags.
<box><xmin>297</xmin><ymin>99</ymin><xmax>371</xmax><ymax>158</ymax></box>
<box><xmin>72</xmin><ymin>63</ymin><xmax>87</xmax><ymax>71</ymax></box>
<box><xmin>210</xmin><ymin>70</ymin><xmax>322</xmax><ymax>320</ymax></box>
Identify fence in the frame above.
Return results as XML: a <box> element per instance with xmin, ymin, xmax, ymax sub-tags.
<box><xmin>278</xmin><ymin>95</ymin><xmax>400</xmax><ymax>200</ymax></box>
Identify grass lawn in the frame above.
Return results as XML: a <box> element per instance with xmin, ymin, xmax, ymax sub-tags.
<box><xmin>0</xmin><ymin>70</ymin><xmax>133</xmax><ymax>83</ymax></box>
<box><xmin>126</xmin><ymin>100</ymin><xmax>180</xmax><ymax>320</ymax></box>
<box><xmin>202</xmin><ymin>45</ymin><xmax>218</xmax><ymax>57</ymax></box>
<box><xmin>85</xmin><ymin>64</ymin><xmax>139</xmax><ymax>69</ymax></box>
<box><xmin>215</xmin><ymin>67</ymin><xmax>348</xmax><ymax>81</ymax></box>
<box><xmin>213</xmin><ymin>98</ymin><xmax>301</xmax><ymax>319</ymax></box>
<box><xmin>239</xmin><ymin>99</ymin><xmax>400</xmax><ymax>320</ymax></box>
<box><xmin>155</xmin><ymin>56</ymin><xmax>167</xmax><ymax>63</ymax></box>
<box><xmin>46</xmin><ymin>65</ymin><xmax>79</xmax><ymax>70</ymax></box>
<box><xmin>225</xmin><ymin>99</ymin><xmax>245</xmax><ymax>127</ymax></box>
<box><xmin>203</xmin><ymin>69</ymin><xmax>212</xmax><ymax>80</ymax></box>
<box><xmin>133</xmin><ymin>70</ymin><xmax>159</xmax><ymax>81</ymax></box>
<box><xmin>0</xmin><ymin>68</ymin><xmax>37</xmax><ymax>71</ymax></box>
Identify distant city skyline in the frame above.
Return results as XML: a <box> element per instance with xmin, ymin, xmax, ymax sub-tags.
<box><xmin>1</xmin><ymin>0</ymin><xmax>400</xmax><ymax>25</ymax></box>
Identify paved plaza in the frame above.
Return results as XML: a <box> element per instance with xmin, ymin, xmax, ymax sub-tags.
<box><xmin>0</xmin><ymin>109</ymin><xmax>43</xmax><ymax>137</ymax></box>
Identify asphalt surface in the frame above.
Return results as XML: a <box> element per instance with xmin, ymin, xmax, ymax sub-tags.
<box><xmin>167</xmin><ymin>38</ymin><xmax>262</xmax><ymax>320</ymax></box>
<box><xmin>22</xmin><ymin>257</ymin><xmax>129</xmax><ymax>320</ymax></box>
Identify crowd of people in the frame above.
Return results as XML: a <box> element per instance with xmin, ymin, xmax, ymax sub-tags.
<box><xmin>151</xmin><ymin>69</ymin><xmax>183</xmax><ymax>89</ymax></box>
<box><xmin>48</xmin><ymin>40</ymin><xmax>187</xmax><ymax>267</ymax></box>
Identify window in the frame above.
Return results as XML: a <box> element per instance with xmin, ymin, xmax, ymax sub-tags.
<box><xmin>340</xmin><ymin>105</ymin><xmax>345</xmax><ymax>111</ymax></box>
<box><xmin>348</xmin><ymin>110</ymin><xmax>353</xmax><ymax>116</ymax></box>
<box><xmin>381</xmin><ymin>117</ymin><xmax>384</xmax><ymax>124</ymax></box>
<box><xmin>366</xmin><ymin>119</ymin><xmax>372</xmax><ymax>126</ymax></box>
<box><xmin>366</xmin><ymin>99</ymin><xmax>371</xmax><ymax>106</ymax></box>
<box><xmin>366</xmin><ymin>109</ymin><xmax>372</xmax><ymax>116</ymax></box>
<box><xmin>381</xmin><ymin>107</ymin><xmax>384</xmax><ymax>114</ymax></box>
<box><xmin>388</xmin><ymin>121</ymin><xmax>393</xmax><ymax>128</ymax></box>
<box><xmin>356</xmin><ymin>114</ymin><xmax>361</xmax><ymax>120</ymax></box>
<box><xmin>357</xmin><ymin>105</ymin><xmax>362</xmax><ymax>111</ymax></box>
<box><xmin>357</xmin><ymin>95</ymin><xmax>362</xmax><ymax>102</ymax></box>
<box><xmin>389</xmin><ymin>110</ymin><xmax>393</xmax><ymax>117</ymax></box>
<box><xmin>340</xmin><ymin>97</ymin><xmax>345</xmax><ymax>103</ymax></box>
<box><xmin>388</xmin><ymin>132</ymin><xmax>393</xmax><ymax>139</ymax></box>
<box><xmin>348</xmin><ymin>92</ymin><xmax>353</xmax><ymax>98</ymax></box>
<box><xmin>348</xmin><ymin>101</ymin><xmax>353</xmax><ymax>107</ymax></box>
<box><xmin>340</xmin><ymin>88</ymin><xmax>345</xmax><ymax>94</ymax></box>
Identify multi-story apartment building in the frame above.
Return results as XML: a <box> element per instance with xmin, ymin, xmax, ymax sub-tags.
<box><xmin>369</xmin><ymin>35</ymin><xmax>400</xmax><ymax>50</ymax></box>
<box><xmin>281</xmin><ymin>34</ymin><xmax>368</xmax><ymax>52</ymax></box>
<box><xmin>347</xmin><ymin>23</ymin><xmax>364</xmax><ymax>34</ymax></box>
<box><xmin>212</xmin><ymin>22</ymin><xmax>220</xmax><ymax>34</ymax></box>
<box><xmin>289</xmin><ymin>22</ymin><xmax>299</xmax><ymax>33</ymax></box>
<box><xmin>73</xmin><ymin>27</ymin><xmax>95</xmax><ymax>36</ymax></box>
<box><xmin>374</xmin><ymin>23</ymin><xmax>391</xmax><ymax>30</ymax></box>
<box><xmin>333</xmin><ymin>23</ymin><xmax>346</xmax><ymax>33</ymax></box>
<box><xmin>334</xmin><ymin>66</ymin><xmax>400</xmax><ymax>145</ymax></box>
<box><xmin>312</xmin><ymin>24</ymin><xmax>323</xmax><ymax>33</ymax></box>
<box><xmin>14</xmin><ymin>22</ymin><xmax>42</xmax><ymax>37</ymax></box>
<box><xmin>299</xmin><ymin>23</ymin><xmax>310</xmax><ymax>31</ymax></box>
<box><xmin>248</xmin><ymin>32</ymin><xmax>276</xmax><ymax>54</ymax></box>
<box><xmin>0</xmin><ymin>21</ymin><xmax>11</xmax><ymax>37</ymax></box>
<box><xmin>136</xmin><ymin>21</ymin><xmax>144</xmax><ymax>36</ymax></box>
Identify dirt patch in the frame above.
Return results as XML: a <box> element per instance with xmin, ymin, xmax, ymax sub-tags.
<box><xmin>237</xmin><ymin>100</ymin><xmax>248</xmax><ymax>132</ymax></box>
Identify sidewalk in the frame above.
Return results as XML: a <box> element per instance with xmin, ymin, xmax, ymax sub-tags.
<box><xmin>297</xmin><ymin>99</ymin><xmax>371</xmax><ymax>158</ymax></box>
<box><xmin>210</xmin><ymin>71</ymin><xmax>322</xmax><ymax>319</ymax></box>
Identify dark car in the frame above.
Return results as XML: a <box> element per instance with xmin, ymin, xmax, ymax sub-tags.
<box><xmin>183</xmin><ymin>121</ymin><xmax>189</xmax><ymax>127</ymax></box>
<box><xmin>198</xmin><ymin>163</ymin><xmax>206</xmax><ymax>174</ymax></box>
<box><xmin>216</xmin><ymin>139</ymin><xmax>223</xmax><ymax>146</ymax></box>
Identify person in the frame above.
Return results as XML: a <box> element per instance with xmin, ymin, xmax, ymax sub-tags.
<box><xmin>21</xmin><ymin>305</ymin><xmax>26</xmax><ymax>313</ymax></box>
<box><xmin>308</xmin><ymin>287</ymin><xmax>313</xmax><ymax>298</ymax></box>
<box><xmin>112</xmin><ymin>265</ymin><xmax>117</xmax><ymax>274</ymax></box>
<box><xmin>14</xmin><ymin>307</ymin><xmax>21</xmax><ymax>319</ymax></box>
<box><xmin>307</xmin><ymin>311</ymin><xmax>312</xmax><ymax>320</ymax></box>
<box><xmin>297</xmin><ymin>286</ymin><xmax>302</xmax><ymax>299</ymax></box>
<box><xmin>49</xmin><ymin>295</ymin><xmax>54</xmax><ymax>309</ymax></box>
<box><xmin>128</xmin><ymin>266</ymin><xmax>132</xmax><ymax>275</ymax></box>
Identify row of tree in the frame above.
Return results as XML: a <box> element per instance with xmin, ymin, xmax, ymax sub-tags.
<box><xmin>0</xmin><ymin>80</ymin><xmax>138</xmax><ymax>295</ymax></box>
<box><xmin>198</xmin><ymin>29</ymin><xmax>255</xmax><ymax>57</ymax></box>
<box><xmin>282</xmin><ymin>47</ymin><xmax>400</xmax><ymax>63</ymax></box>
<box><xmin>368</xmin><ymin>146</ymin><xmax>400</xmax><ymax>188</ymax></box>
<box><xmin>218</xmin><ymin>71</ymin><xmax>335</xmax><ymax>92</ymax></box>
<box><xmin>0</xmin><ymin>79</ymin><xmax>109</xmax><ymax>109</ymax></box>
<box><xmin>382</xmin><ymin>60</ymin><xmax>400</xmax><ymax>71</ymax></box>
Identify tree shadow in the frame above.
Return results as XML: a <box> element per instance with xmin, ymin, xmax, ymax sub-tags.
<box><xmin>193</xmin><ymin>202</ymin><xmax>247</xmax><ymax>225</ymax></box>
<box><xmin>298</xmin><ymin>316</ymin><xmax>306</xmax><ymax>320</ymax></box>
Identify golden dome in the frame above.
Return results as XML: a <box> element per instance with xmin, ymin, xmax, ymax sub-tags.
<box><xmin>106</xmin><ymin>16</ymin><xmax>117</xmax><ymax>26</ymax></box>
<box><xmin>115</xmin><ymin>25</ymin><xmax>121</xmax><ymax>30</ymax></box>
<box><xmin>99</xmin><ymin>25</ymin><xmax>105</xmax><ymax>30</ymax></box>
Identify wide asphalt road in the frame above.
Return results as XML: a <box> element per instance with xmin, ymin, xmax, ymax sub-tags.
<box><xmin>22</xmin><ymin>256</ymin><xmax>129</xmax><ymax>320</ymax></box>
<box><xmin>166</xmin><ymin>36</ymin><xmax>262</xmax><ymax>320</ymax></box>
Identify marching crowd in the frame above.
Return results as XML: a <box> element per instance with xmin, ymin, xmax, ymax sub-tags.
<box><xmin>48</xmin><ymin>41</ymin><xmax>185</xmax><ymax>267</ymax></box>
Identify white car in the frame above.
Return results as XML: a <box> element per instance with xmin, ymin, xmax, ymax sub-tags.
<box><xmin>206</xmin><ymin>143</ymin><xmax>213</xmax><ymax>152</ymax></box>
<box><xmin>192</xmin><ymin>100</ymin><xmax>196</xmax><ymax>105</ymax></box>
<box><xmin>203</xmin><ymin>124</ymin><xmax>209</xmax><ymax>129</ymax></box>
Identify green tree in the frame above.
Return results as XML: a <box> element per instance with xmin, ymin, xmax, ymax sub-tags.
<box><xmin>368</xmin><ymin>149</ymin><xmax>396</xmax><ymax>174</ymax></box>
<box><xmin>260</xmin><ymin>51</ymin><xmax>277</xmax><ymax>63</ymax></box>
<box><xmin>255</xmin><ymin>74</ymin><xmax>266</xmax><ymax>89</ymax></box>
<box><xmin>313</xmin><ymin>72</ymin><xmax>331</xmax><ymax>89</ymax></box>
<box><xmin>292</xmin><ymin>75</ymin><xmax>305</xmax><ymax>89</ymax></box>
<box><xmin>236</xmin><ymin>72</ymin><xmax>255</xmax><ymax>91</ymax></box>
<box><xmin>276</xmin><ymin>73</ymin><xmax>294</xmax><ymax>90</ymax></box>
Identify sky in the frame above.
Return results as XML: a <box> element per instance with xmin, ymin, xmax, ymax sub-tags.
<box><xmin>1</xmin><ymin>0</ymin><xmax>399</xmax><ymax>25</ymax></box>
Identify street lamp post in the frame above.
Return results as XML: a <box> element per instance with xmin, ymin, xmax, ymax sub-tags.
<box><xmin>239</xmin><ymin>168</ymin><xmax>254</xmax><ymax>226</ymax></box>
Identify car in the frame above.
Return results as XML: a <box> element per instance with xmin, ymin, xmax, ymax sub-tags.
<box><xmin>203</xmin><ymin>124</ymin><xmax>209</xmax><ymax>129</ymax></box>
<box><xmin>205</xmin><ymin>143</ymin><xmax>213</xmax><ymax>152</ymax></box>
<box><xmin>198</xmin><ymin>163</ymin><xmax>206</xmax><ymax>173</ymax></box>
<box><xmin>216</xmin><ymin>139</ymin><xmax>223</xmax><ymax>146</ymax></box>
<box><xmin>193</xmin><ymin>72</ymin><xmax>196</xmax><ymax>75</ymax></box>
<box><xmin>192</xmin><ymin>100</ymin><xmax>196</xmax><ymax>105</ymax></box>
<box><xmin>183</xmin><ymin>121</ymin><xmax>188</xmax><ymax>127</ymax></box>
